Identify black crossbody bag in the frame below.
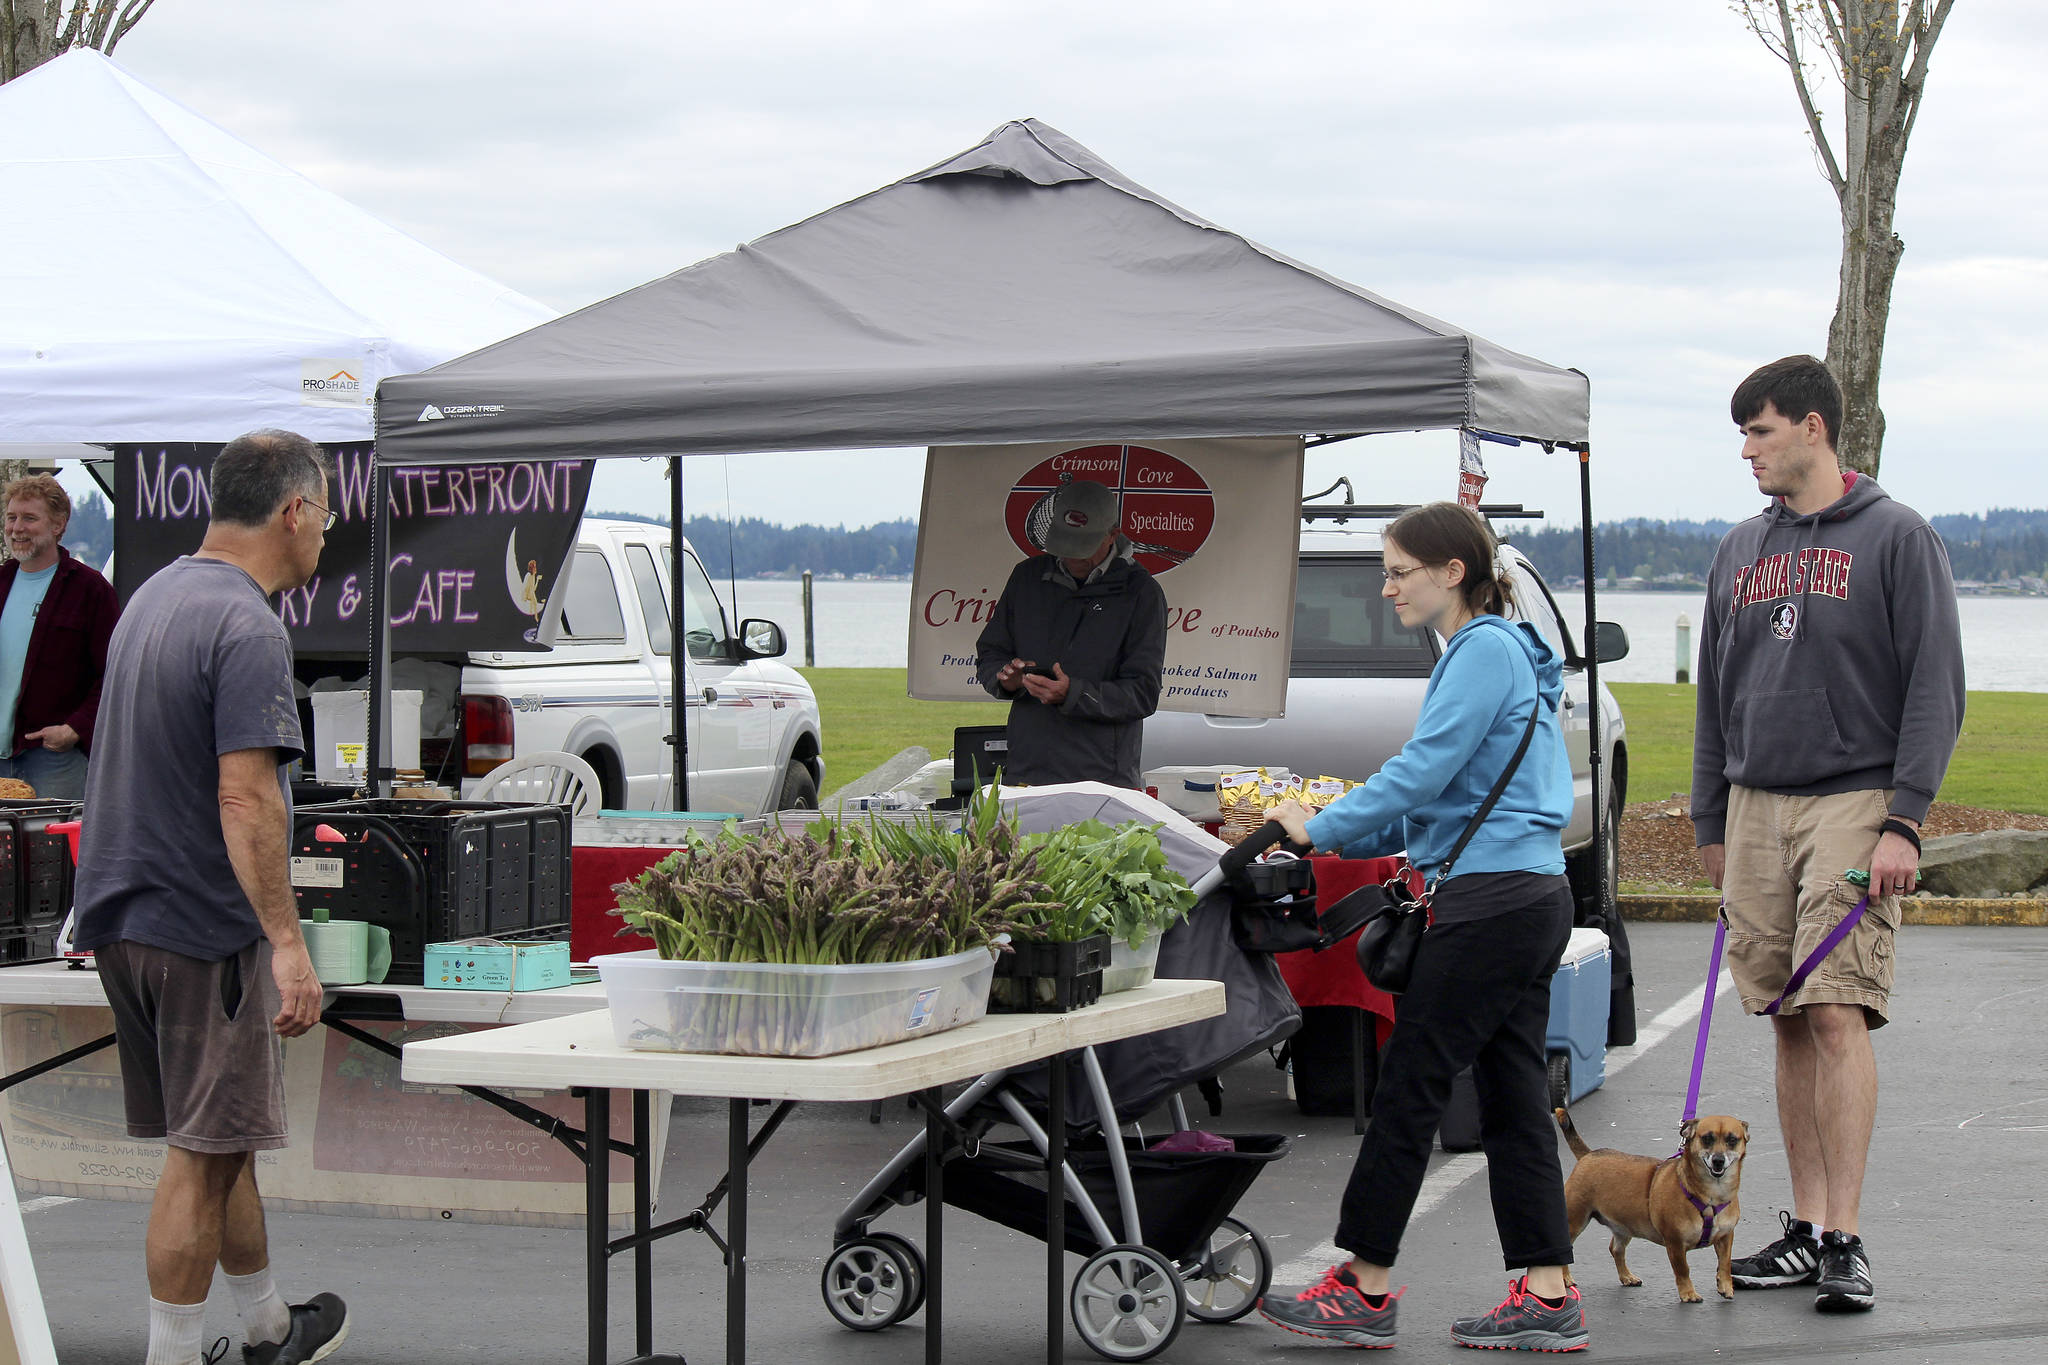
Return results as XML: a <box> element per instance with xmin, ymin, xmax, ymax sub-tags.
<box><xmin>1352</xmin><ymin>697</ymin><xmax>1544</xmax><ymax>994</ymax></box>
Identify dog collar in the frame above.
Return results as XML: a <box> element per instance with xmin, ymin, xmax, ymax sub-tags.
<box><xmin>1670</xmin><ymin>1157</ymin><xmax>1730</xmax><ymax>1248</ymax></box>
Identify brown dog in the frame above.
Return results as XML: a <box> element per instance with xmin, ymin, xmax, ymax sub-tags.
<box><xmin>1556</xmin><ymin>1107</ymin><xmax>1749</xmax><ymax>1304</ymax></box>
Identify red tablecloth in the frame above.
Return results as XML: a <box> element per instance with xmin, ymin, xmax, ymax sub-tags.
<box><xmin>570</xmin><ymin>845</ymin><xmax>666</xmax><ymax>960</ymax></box>
<box><xmin>1272</xmin><ymin>855</ymin><xmax>1417</xmax><ymax>1040</ymax></box>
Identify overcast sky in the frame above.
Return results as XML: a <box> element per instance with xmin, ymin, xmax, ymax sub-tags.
<box><xmin>91</xmin><ymin>0</ymin><xmax>2048</xmax><ymax>531</ymax></box>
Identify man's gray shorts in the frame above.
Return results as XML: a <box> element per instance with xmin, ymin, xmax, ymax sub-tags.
<box><xmin>95</xmin><ymin>939</ymin><xmax>290</xmax><ymax>1153</ymax></box>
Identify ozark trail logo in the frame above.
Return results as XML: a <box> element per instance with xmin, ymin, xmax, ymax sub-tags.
<box><xmin>416</xmin><ymin>403</ymin><xmax>506</xmax><ymax>422</ymax></box>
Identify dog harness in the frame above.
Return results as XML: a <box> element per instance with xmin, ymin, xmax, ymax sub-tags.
<box><xmin>1669</xmin><ymin>1163</ymin><xmax>1731</xmax><ymax>1249</ymax></box>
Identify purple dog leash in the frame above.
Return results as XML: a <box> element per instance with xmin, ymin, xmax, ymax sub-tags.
<box><xmin>1681</xmin><ymin>871</ymin><xmax>1873</xmax><ymax>1124</ymax></box>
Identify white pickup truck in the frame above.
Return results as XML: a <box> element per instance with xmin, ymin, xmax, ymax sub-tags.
<box><xmin>418</xmin><ymin>518</ymin><xmax>824</xmax><ymax>814</ymax></box>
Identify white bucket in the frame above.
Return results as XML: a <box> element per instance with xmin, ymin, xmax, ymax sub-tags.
<box><xmin>310</xmin><ymin>690</ymin><xmax>422</xmax><ymax>784</ymax></box>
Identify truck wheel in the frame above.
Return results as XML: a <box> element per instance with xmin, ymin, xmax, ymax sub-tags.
<box><xmin>778</xmin><ymin>761</ymin><xmax>818</xmax><ymax>811</ymax></box>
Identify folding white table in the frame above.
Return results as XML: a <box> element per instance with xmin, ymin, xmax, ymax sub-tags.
<box><xmin>401</xmin><ymin>978</ymin><xmax>1226</xmax><ymax>1365</ymax></box>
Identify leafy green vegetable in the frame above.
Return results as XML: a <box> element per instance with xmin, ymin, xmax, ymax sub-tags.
<box><xmin>1018</xmin><ymin>820</ymin><xmax>1198</xmax><ymax>946</ymax></box>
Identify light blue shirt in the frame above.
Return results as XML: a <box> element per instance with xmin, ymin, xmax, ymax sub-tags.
<box><xmin>0</xmin><ymin>562</ymin><xmax>57</xmax><ymax>747</ymax></box>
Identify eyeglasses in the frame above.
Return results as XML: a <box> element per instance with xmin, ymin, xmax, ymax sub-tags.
<box><xmin>1382</xmin><ymin>563</ymin><xmax>1432</xmax><ymax>585</ymax></box>
<box><xmin>297</xmin><ymin>496</ymin><xmax>337</xmax><ymax>532</ymax></box>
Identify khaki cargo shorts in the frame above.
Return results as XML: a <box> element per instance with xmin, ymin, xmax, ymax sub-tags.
<box><xmin>1721</xmin><ymin>786</ymin><xmax>1900</xmax><ymax>1029</ymax></box>
<box><xmin>95</xmin><ymin>938</ymin><xmax>290</xmax><ymax>1152</ymax></box>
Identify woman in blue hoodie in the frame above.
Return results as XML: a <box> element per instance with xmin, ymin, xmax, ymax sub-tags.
<box><xmin>1256</xmin><ymin>502</ymin><xmax>1584</xmax><ymax>1353</ymax></box>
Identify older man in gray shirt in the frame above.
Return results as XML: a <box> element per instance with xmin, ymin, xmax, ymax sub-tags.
<box><xmin>73</xmin><ymin>430</ymin><xmax>348</xmax><ymax>1365</ymax></box>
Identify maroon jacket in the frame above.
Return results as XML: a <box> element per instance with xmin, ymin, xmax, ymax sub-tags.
<box><xmin>0</xmin><ymin>546</ymin><xmax>120</xmax><ymax>757</ymax></box>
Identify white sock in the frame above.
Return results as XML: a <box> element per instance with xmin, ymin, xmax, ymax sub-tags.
<box><xmin>145</xmin><ymin>1297</ymin><xmax>207</xmax><ymax>1365</ymax></box>
<box><xmin>224</xmin><ymin>1266</ymin><xmax>292</xmax><ymax>1347</ymax></box>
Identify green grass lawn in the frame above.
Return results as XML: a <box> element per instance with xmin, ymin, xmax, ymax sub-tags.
<box><xmin>805</xmin><ymin>670</ymin><xmax>2048</xmax><ymax>817</ymax></box>
<box><xmin>1609</xmin><ymin>683</ymin><xmax>2048</xmax><ymax>816</ymax></box>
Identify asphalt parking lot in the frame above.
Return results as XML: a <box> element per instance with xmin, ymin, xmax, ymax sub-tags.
<box><xmin>20</xmin><ymin>920</ymin><xmax>2048</xmax><ymax>1364</ymax></box>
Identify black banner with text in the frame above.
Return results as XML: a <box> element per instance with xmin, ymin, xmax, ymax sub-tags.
<box><xmin>111</xmin><ymin>444</ymin><xmax>592</xmax><ymax>655</ymax></box>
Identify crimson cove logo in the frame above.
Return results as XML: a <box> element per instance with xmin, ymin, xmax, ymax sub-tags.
<box><xmin>1003</xmin><ymin>445</ymin><xmax>1214</xmax><ymax>576</ymax></box>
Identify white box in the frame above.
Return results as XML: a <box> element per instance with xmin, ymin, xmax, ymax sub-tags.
<box><xmin>310</xmin><ymin>690</ymin><xmax>422</xmax><ymax>784</ymax></box>
<box><xmin>593</xmin><ymin>947</ymin><xmax>996</xmax><ymax>1057</ymax></box>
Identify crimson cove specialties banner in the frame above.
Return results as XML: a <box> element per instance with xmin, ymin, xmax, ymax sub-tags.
<box><xmin>909</xmin><ymin>437</ymin><xmax>1304</xmax><ymax>717</ymax></box>
<box><xmin>112</xmin><ymin>445</ymin><xmax>592</xmax><ymax>654</ymax></box>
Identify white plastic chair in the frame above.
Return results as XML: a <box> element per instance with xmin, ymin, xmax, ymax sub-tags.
<box><xmin>472</xmin><ymin>750</ymin><xmax>602</xmax><ymax>816</ymax></box>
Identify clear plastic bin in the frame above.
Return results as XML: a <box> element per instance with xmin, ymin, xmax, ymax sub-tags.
<box><xmin>593</xmin><ymin>946</ymin><xmax>996</xmax><ymax>1056</ymax></box>
<box><xmin>1102</xmin><ymin>934</ymin><xmax>1162</xmax><ymax>994</ymax></box>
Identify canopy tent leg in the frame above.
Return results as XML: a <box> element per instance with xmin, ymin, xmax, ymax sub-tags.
<box><xmin>668</xmin><ymin>456</ymin><xmax>689</xmax><ymax>811</ymax></box>
<box><xmin>366</xmin><ymin>455</ymin><xmax>393</xmax><ymax>795</ymax></box>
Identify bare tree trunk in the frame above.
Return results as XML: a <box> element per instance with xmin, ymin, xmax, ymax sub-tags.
<box><xmin>1741</xmin><ymin>0</ymin><xmax>1955</xmax><ymax>477</ymax></box>
<box><xmin>2</xmin><ymin>1</ymin><xmax>155</xmax><ymax>84</ymax></box>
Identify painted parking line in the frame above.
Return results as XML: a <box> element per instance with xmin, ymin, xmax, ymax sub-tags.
<box><xmin>20</xmin><ymin>1197</ymin><xmax>76</xmax><ymax>1215</ymax></box>
<box><xmin>1273</xmin><ymin>970</ymin><xmax>1733</xmax><ymax>1283</ymax></box>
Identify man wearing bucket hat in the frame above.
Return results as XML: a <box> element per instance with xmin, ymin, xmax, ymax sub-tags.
<box><xmin>71</xmin><ymin>430</ymin><xmax>350</xmax><ymax>1365</ymax></box>
<box><xmin>974</xmin><ymin>477</ymin><xmax>1167</xmax><ymax>788</ymax></box>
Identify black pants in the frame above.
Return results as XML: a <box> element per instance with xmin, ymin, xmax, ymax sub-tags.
<box><xmin>1334</xmin><ymin>885</ymin><xmax>1575</xmax><ymax>1270</ymax></box>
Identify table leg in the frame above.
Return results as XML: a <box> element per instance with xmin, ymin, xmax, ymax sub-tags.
<box><xmin>1047</xmin><ymin>1054</ymin><xmax>1066</xmax><ymax>1365</ymax></box>
<box><xmin>728</xmin><ymin>1098</ymin><xmax>748</xmax><ymax>1365</ymax></box>
<box><xmin>634</xmin><ymin>1090</ymin><xmax>654</xmax><ymax>1356</ymax></box>
<box><xmin>923</xmin><ymin>1086</ymin><xmax>944</xmax><ymax>1365</ymax></box>
<box><xmin>585</xmin><ymin>1086</ymin><xmax>610</xmax><ymax>1365</ymax></box>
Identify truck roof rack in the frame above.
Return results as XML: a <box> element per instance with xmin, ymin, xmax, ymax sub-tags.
<box><xmin>1299</xmin><ymin>502</ymin><xmax>1545</xmax><ymax>524</ymax></box>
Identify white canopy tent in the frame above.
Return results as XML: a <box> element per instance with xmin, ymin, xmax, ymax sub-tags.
<box><xmin>0</xmin><ymin>50</ymin><xmax>554</xmax><ymax>450</ymax></box>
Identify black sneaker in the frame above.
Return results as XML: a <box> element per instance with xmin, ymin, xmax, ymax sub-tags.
<box><xmin>1815</xmin><ymin>1230</ymin><xmax>1875</xmax><ymax>1312</ymax></box>
<box><xmin>244</xmin><ymin>1292</ymin><xmax>349</xmax><ymax>1365</ymax></box>
<box><xmin>1450</xmin><ymin>1276</ymin><xmax>1587</xmax><ymax>1352</ymax></box>
<box><xmin>1257</xmin><ymin>1264</ymin><xmax>1399</xmax><ymax>1348</ymax></box>
<box><xmin>1730</xmin><ymin>1210</ymin><xmax>1822</xmax><ymax>1289</ymax></box>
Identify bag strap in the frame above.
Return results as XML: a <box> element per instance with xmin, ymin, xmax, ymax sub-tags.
<box><xmin>1429</xmin><ymin>692</ymin><xmax>1544</xmax><ymax>894</ymax></box>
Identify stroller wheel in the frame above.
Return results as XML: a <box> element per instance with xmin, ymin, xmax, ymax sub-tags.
<box><xmin>1179</xmin><ymin>1216</ymin><xmax>1271</xmax><ymax>1323</ymax></box>
<box><xmin>1070</xmin><ymin>1243</ymin><xmax>1186</xmax><ymax>1361</ymax></box>
<box><xmin>865</xmin><ymin>1231</ymin><xmax>927</xmax><ymax>1319</ymax></box>
<box><xmin>820</xmin><ymin>1238</ymin><xmax>916</xmax><ymax>1331</ymax></box>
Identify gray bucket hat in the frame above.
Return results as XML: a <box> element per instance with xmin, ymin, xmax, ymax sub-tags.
<box><xmin>1039</xmin><ymin>479</ymin><xmax>1121</xmax><ymax>557</ymax></box>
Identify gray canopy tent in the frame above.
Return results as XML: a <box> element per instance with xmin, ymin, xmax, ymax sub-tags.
<box><xmin>370</xmin><ymin>117</ymin><xmax>1609</xmax><ymax>841</ymax></box>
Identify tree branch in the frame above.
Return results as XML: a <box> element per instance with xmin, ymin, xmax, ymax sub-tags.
<box><xmin>1776</xmin><ymin>0</ymin><xmax>1847</xmax><ymax>197</ymax></box>
<box><xmin>104</xmin><ymin>0</ymin><xmax>153</xmax><ymax>53</ymax></box>
<box><xmin>1896</xmin><ymin>0</ymin><xmax>1954</xmax><ymax>145</ymax></box>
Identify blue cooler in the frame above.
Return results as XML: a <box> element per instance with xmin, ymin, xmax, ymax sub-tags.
<box><xmin>1546</xmin><ymin>927</ymin><xmax>1611</xmax><ymax>1104</ymax></box>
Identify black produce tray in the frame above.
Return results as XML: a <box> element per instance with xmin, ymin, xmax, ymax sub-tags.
<box><xmin>989</xmin><ymin>933</ymin><xmax>1109</xmax><ymax>1014</ymax></box>
<box><xmin>1</xmin><ymin>799</ymin><xmax>81</xmax><ymax>936</ymax></box>
<box><xmin>290</xmin><ymin>799</ymin><xmax>570</xmax><ymax>983</ymax></box>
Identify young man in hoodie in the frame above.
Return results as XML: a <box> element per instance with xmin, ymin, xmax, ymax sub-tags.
<box><xmin>1693</xmin><ymin>355</ymin><xmax>1965</xmax><ymax>1314</ymax></box>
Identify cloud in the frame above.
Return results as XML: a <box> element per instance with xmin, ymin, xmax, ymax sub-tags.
<box><xmin>87</xmin><ymin>0</ymin><xmax>2048</xmax><ymax>526</ymax></box>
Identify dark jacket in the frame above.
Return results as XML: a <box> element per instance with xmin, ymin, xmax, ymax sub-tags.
<box><xmin>0</xmin><ymin>546</ymin><xmax>120</xmax><ymax>756</ymax></box>
<box><xmin>1691</xmin><ymin>472</ymin><xmax>1965</xmax><ymax>843</ymax></box>
<box><xmin>974</xmin><ymin>552</ymin><xmax>1167</xmax><ymax>788</ymax></box>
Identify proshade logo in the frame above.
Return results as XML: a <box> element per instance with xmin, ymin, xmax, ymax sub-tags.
<box><xmin>300</xmin><ymin>359</ymin><xmax>366</xmax><ymax>408</ymax></box>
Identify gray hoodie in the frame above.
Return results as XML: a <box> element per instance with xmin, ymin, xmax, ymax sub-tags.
<box><xmin>1692</xmin><ymin>472</ymin><xmax>1965</xmax><ymax>846</ymax></box>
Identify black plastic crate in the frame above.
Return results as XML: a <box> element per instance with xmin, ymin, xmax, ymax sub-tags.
<box><xmin>989</xmin><ymin>934</ymin><xmax>1109</xmax><ymax>1014</ymax></box>
<box><xmin>0</xmin><ymin>926</ymin><xmax>63</xmax><ymax>963</ymax></box>
<box><xmin>1</xmin><ymin>799</ymin><xmax>81</xmax><ymax>934</ymax></box>
<box><xmin>290</xmin><ymin>799</ymin><xmax>570</xmax><ymax>983</ymax></box>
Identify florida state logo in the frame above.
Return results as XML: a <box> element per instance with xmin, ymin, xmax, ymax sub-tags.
<box><xmin>1770</xmin><ymin>602</ymin><xmax>1797</xmax><ymax>640</ymax></box>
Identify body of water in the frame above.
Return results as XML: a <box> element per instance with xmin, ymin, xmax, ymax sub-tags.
<box><xmin>723</xmin><ymin>579</ymin><xmax>2048</xmax><ymax>692</ymax></box>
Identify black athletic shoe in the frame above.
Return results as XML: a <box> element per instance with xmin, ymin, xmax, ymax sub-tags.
<box><xmin>1730</xmin><ymin>1210</ymin><xmax>1821</xmax><ymax>1289</ymax></box>
<box><xmin>244</xmin><ymin>1292</ymin><xmax>349</xmax><ymax>1365</ymax></box>
<box><xmin>1814</xmin><ymin>1230</ymin><xmax>1875</xmax><ymax>1312</ymax></box>
<box><xmin>203</xmin><ymin>1338</ymin><xmax>234</xmax><ymax>1365</ymax></box>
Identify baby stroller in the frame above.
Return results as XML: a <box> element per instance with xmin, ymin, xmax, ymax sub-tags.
<box><xmin>822</xmin><ymin>786</ymin><xmax>1313</xmax><ymax>1361</ymax></box>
